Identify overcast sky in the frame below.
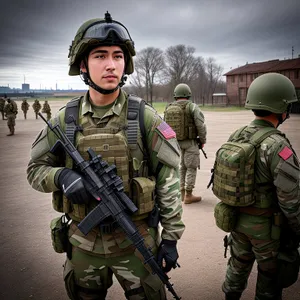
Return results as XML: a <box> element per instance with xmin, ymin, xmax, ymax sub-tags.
<box><xmin>1</xmin><ymin>0</ymin><xmax>300</xmax><ymax>90</ymax></box>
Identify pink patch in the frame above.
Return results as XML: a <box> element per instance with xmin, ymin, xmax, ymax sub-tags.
<box><xmin>157</xmin><ymin>122</ymin><xmax>176</xmax><ymax>139</ymax></box>
<box><xmin>278</xmin><ymin>146</ymin><xmax>293</xmax><ymax>160</ymax></box>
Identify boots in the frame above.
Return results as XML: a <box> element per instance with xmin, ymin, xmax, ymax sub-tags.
<box><xmin>7</xmin><ymin>126</ymin><xmax>14</xmax><ymax>136</ymax></box>
<box><xmin>180</xmin><ymin>189</ymin><xmax>185</xmax><ymax>202</ymax></box>
<box><xmin>225</xmin><ymin>292</ymin><xmax>242</xmax><ymax>300</ymax></box>
<box><xmin>184</xmin><ymin>191</ymin><xmax>201</xmax><ymax>204</ymax></box>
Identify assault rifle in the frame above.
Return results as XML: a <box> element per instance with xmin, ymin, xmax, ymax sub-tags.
<box><xmin>39</xmin><ymin>113</ymin><xmax>181</xmax><ymax>300</ymax></box>
<box><xmin>196</xmin><ymin>137</ymin><xmax>207</xmax><ymax>159</ymax></box>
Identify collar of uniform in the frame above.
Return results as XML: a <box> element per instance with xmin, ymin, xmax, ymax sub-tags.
<box><xmin>250</xmin><ymin>119</ymin><xmax>275</xmax><ymax>128</ymax></box>
<box><xmin>81</xmin><ymin>90</ymin><xmax>127</xmax><ymax>117</ymax></box>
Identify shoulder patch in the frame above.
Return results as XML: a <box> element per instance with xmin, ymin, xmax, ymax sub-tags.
<box><xmin>278</xmin><ymin>146</ymin><xmax>293</xmax><ymax>160</ymax></box>
<box><xmin>157</xmin><ymin>121</ymin><xmax>176</xmax><ymax>139</ymax></box>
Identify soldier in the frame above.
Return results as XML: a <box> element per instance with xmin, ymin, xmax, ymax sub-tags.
<box><xmin>32</xmin><ymin>99</ymin><xmax>41</xmax><ymax>119</ymax></box>
<box><xmin>27</xmin><ymin>12</ymin><xmax>184</xmax><ymax>300</ymax></box>
<box><xmin>164</xmin><ymin>83</ymin><xmax>207</xmax><ymax>204</ymax></box>
<box><xmin>4</xmin><ymin>97</ymin><xmax>18</xmax><ymax>136</ymax></box>
<box><xmin>219</xmin><ymin>73</ymin><xmax>300</xmax><ymax>300</ymax></box>
<box><xmin>0</xmin><ymin>95</ymin><xmax>7</xmax><ymax>120</ymax></box>
<box><xmin>21</xmin><ymin>99</ymin><xmax>30</xmax><ymax>119</ymax></box>
<box><xmin>42</xmin><ymin>100</ymin><xmax>52</xmax><ymax>120</ymax></box>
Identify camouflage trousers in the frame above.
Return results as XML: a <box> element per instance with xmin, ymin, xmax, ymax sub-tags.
<box><xmin>63</xmin><ymin>245</ymin><xmax>166</xmax><ymax>300</ymax></box>
<box><xmin>46</xmin><ymin>112</ymin><xmax>51</xmax><ymax>120</ymax></box>
<box><xmin>178</xmin><ymin>140</ymin><xmax>200</xmax><ymax>193</ymax></box>
<box><xmin>7</xmin><ymin>114</ymin><xmax>16</xmax><ymax>127</ymax></box>
<box><xmin>223</xmin><ymin>230</ymin><xmax>281</xmax><ymax>299</ymax></box>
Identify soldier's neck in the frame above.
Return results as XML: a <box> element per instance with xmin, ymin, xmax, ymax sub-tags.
<box><xmin>89</xmin><ymin>88</ymin><xmax>120</xmax><ymax>106</ymax></box>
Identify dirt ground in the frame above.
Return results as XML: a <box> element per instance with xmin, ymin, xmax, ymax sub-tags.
<box><xmin>0</xmin><ymin>101</ymin><xmax>299</xmax><ymax>300</ymax></box>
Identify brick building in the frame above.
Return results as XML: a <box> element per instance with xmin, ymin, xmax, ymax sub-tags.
<box><xmin>224</xmin><ymin>57</ymin><xmax>300</xmax><ymax>112</ymax></box>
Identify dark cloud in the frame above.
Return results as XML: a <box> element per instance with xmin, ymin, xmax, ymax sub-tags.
<box><xmin>1</xmin><ymin>0</ymin><xmax>300</xmax><ymax>89</ymax></box>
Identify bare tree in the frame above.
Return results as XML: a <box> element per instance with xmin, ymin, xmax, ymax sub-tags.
<box><xmin>133</xmin><ymin>47</ymin><xmax>165</xmax><ymax>104</ymax></box>
<box><xmin>164</xmin><ymin>45</ymin><xmax>198</xmax><ymax>87</ymax></box>
<box><xmin>205</xmin><ymin>57</ymin><xmax>224</xmax><ymax>105</ymax></box>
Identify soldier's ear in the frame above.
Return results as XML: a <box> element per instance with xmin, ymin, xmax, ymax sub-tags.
<box><xmin>80</xmin><ymin>61</ymin><xmax>87</xmax><ymax>73</ymax></box>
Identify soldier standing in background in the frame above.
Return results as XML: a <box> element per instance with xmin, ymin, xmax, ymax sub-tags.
<box><xmin>4</xmin><ymin>97</ymin><xmax>18</xmax><ymax>136</ymax></box>
<box><xmin>164</xmin><ymin>83</ymin><xmax>207</xmax><ymax>204</ymax></box>
<box><xmin>218</xmin><ymin>73</ymin><xmax>300</xmax><ymax>300</ymax></box>
<box><xmin>32</xmin><ymin>99</ymin><xmax>41</xmax><ymax>119</ymax></box>
<box><xmin>27</xmin><ymin>12</ymin><xmax>184</xmax><ymax>299</ymax></box>
<box><xmin>0</xmin><ymin>95</ymin><xmax>7</xmax><ymax>120</ymax></box>
<box><xmin>21</xmin><ymin>99</ymin><xmax>30</xmax><ymax>119</ymax></box>
<box><xmin>42</xmin><ymin>100</ymin><xmax>52</xmax><ymax>120</ymax></box>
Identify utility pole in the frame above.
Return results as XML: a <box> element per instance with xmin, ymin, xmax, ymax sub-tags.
<box><xmin>292</xmin><ymin>46</ymin><xmax>294</xmax><ymax>59</ymax></box>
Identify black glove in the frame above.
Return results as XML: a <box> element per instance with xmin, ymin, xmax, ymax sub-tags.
<box><xmin>57</xmin><ymin>168</ymin><xmax>90</xmax><ymax>205</ymax></box>
<box><xmin>157</xmin><ymin>239</ymin><xmax>179</xmax><ymax>273</ymax></box>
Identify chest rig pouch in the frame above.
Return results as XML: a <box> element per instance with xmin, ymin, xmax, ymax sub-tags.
<box><xmin>52</xmin><ymin>95</ymin><xmax>155</xmax><ymax>222</ymax></box>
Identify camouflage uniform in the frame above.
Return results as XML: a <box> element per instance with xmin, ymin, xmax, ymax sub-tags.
<box><xmin>4</xmin><ymin>98</ymin><xmax>18</xmax><ymax>136</ymax></box>
<box><xmin>32</xmin><ymin>99</ymin><xmax>41</xmax><ymax>119</ymax></box>
<box><xmin>42</xmin><ymin>100</ymin><xmax>52</xmax><ymax>120</ymax></box>
<box><xmin>21</xmin><ymin>99</ymin><xmax>29</xmax><ymax>119</ymax></box>
<box><xmin>0</xmin><ymin>97</ymin><xmax>6</xmax><ymax>120</ymax></box>
<box><xmin>27</xmin><ymin>12</ymin><xmax>184</xmax><ymax>300</ymax></box>
<box><xmin>221</xmin><ymin>73</ymin><xmax>300</xmax><ymax>300</ymax></box>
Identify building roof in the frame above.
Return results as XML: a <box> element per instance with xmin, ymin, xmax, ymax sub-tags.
<box><xmin>224</xmin><ymin>57</ymin><xmax>300</xmax><ymax>76</ymax></box>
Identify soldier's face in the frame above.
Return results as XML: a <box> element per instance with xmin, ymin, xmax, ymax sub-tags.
<box><xmin>82</xmin><ymin>45</ymin><xmax>125</xmax><ymax>91</ymax></box>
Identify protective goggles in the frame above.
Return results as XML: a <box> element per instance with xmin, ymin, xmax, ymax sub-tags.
<box><xmin>83</xmin><ymin>21</ymin><xmax>132</xmax><ymax>43</ymax></box>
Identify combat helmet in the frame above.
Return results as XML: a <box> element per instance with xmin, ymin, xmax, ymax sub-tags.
<box><xmin>245</xmin><ymin>73</ymin><xmax>298</xmax><ymax>114</ymax></box>
<box><xmin>68</xmin><ymin>11</ymin><xmax>135</xmax><ymax>76</ymax></box>
<box><xmin>174</xmin><ymin>83</ymin><xmax>192</xmax><ymax>99</ymax></box>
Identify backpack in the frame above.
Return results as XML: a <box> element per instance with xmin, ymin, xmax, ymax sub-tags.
<box><xmin>212</xmin><ymin>126</ymin><xmax>279</xmax><ymax>207</ymax></box>
<box><xmin>164</xmin><ymin>101</ymin><xmax>193</xmax><ymax>140</ymax></box>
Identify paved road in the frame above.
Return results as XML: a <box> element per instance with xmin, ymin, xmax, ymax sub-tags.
<box><xmin>0</xmin><ymin>102</ymin><xmax>299</xmax><ymax>299</ymax></box>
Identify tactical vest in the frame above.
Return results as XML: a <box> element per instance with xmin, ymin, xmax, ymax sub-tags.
<box><xmin>164</xmin><ymin>100</ymin><xmax>197</xmax><ymax>140</ymax></box>
<box><xmin>213</xmin><ymin>126</ymin><xmax>280</xmax><ymax>209</ymax></box>
<box><xmin>52</xmin><ymin>95</ymin><xmax>155</xmax><ymax>222</ymax></box>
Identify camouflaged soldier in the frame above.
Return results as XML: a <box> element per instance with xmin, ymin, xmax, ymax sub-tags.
<box><xmin>21</xmin><ymin>99</ymin><xmax>30</xmax><ymax>119</ymax></box>
<box><xmin>32</xmin><ymin>99</ymin><xmax>41</xmax><ymax>119</ymax></box>
<box><xmin>220</xmin><ymin>73</ymin><xmax>300</xmax><ymax>300</ymax></box>
<box><xmin>4</xmin><ymin>97</ymin><xmax>18</xmax><ymax>136</ymax></box>
<box><xmin>0</xmin><ymin>96</ymin><xmax>6</xmax><ymax>120</ymax></box>
<box><xmin>42</xmin><ymin>100</ymin><xmax>52</xmax><ymax>120</ymax></box>
<box><xmin>164</xmin><ymin>83</ymin><xmax>207</xmax><ymax>204</ymax></box>
<box><xmin>27</xmin><ymin>12</ymin><xmax>184</xmax><ymax>300</ymax></box>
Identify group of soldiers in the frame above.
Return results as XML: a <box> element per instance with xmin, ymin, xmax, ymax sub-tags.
<box><xmin>0</xmin><ymin>96</ymin><xmax>51</xmax><ymax>136</ymax></box>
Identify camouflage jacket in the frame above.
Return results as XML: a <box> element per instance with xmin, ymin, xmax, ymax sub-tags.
<box><xmin>0</xmin><ymin>98</ymin><xmax>5</xmax><ymax>111</ymax></box>
<box><xmin>4</xmin><ymin>100</ymin><xmax>18</xmax><ymax>116</ymax></box>
<box><xmin>21</xmin><ymin>101</ymin><xmax>29</xmax><ymax>111</ymax></box>
<box><xmin>230</xmin><ymin>119</ymin><xmax>300</xmax><ymax>236</ymax></box>
<box><xmin>32</xmin><ymin>101</ymin><xmax>41</xmax><ymax>112</ymax></box>
<box><xmin>27</xmin><ymin>90</ymin><xmax>185</xmax><ymax>255</ymax></box>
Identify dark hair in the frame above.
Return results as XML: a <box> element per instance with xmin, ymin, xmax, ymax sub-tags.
<box><xmin>252</xmin><ymin>109</ymin><xmax>272</xmax><ymax>117</ymax></box>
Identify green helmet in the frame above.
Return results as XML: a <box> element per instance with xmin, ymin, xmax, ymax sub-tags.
<box><xmin>245</xmin><ymin>73</ymin><xmax>298</xmax><ymax>113</ymax></box>
<box><xmin>68</xmin><ymin>12</ymin><xmax>135</xmax><ymax>76</ymax></box>
<box><xmin>173</xmin><ymin>83</ymin><xmax>192</xmax><ymax>99</ymax></box>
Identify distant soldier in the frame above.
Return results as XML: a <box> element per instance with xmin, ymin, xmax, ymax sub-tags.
<box><xmin>4</xmin><ymin>98</ymin><xmax>18</xmax><ymax>136</ymax></box>
<box><xmin>21</xmin><ymin>99</ymin><xmax>30</xmax><ymax>119</ymax></box>
<box><xmin>0</xmin><ymin>95</ymin><xmax>7</xmax><ymax>120</ymax></box>
<box><xmin>42</xmin><ymin>100</ymin><xmax>52</xmax><ymax>120</ymax></box>
<box><xmin>32</xmin><ymin>99</ymin><xmax>41</xmax><ymax>119</ymax></box>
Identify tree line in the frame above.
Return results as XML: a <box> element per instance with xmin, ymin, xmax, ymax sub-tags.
<box><xmin>124</xmin><ymin>44</ymin><xmax>226</xmax><ymax>105</ymax></box>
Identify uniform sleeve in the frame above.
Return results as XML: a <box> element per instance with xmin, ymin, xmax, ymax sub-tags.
<box><xmin>191</xmin><ymin>103</ymin><xmax>207</xmax><ymax>144</ymax></box>
<box><xmin>269</xmin><ymin>138</ymin><xmax>300</xmax><ymax>235</ymax></box>
<box><xmin>144</xmin><ymin>106</ymin><xmax>185</xmax><ymax>241</ymax></box>
<box><xmin>27</xmin><ymin>111</ymin><xmax>65</xmax><ymax>193</ymax></box>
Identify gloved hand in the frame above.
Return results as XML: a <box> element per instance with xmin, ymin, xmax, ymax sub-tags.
<box><xmin>157</xmin><ymin>239</ymin><xmax>179</xmax><ymax>273</ymax></box>
<box><xmin>57</xmin><ymin>168</ymin><xmax>90</xmax><ymax>205</ymax></box>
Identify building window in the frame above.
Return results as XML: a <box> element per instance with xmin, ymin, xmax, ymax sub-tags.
<box><xmin>239</xmin><ymin>75</ymin><xmax>244</xmax><ymax>82</ymax></box>
<box><xmin>295</xmin><ymin>70</ymin><xmax>299</xmax><ymax>79</ymax></box>
<box><xmin>231</xmin><ymin>76</ymin><xmax>235</xmax><ymax>83</ymax></box>
<box><xmin>252</xmin><ymin>73</ymin><xmax>259</xmax><ymax>80</ymax></box>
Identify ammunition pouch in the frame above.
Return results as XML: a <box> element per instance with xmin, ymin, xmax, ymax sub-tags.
<box><xmin>50</xmin><ymin>214</ymin><xmax>71</xmax><ymax>254</ymax></box>
<box><xmin>214</xmin><ymin>202</ymin><xmax>238</xmax><ymax>232</ymax></box>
